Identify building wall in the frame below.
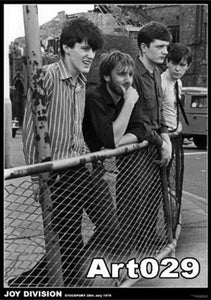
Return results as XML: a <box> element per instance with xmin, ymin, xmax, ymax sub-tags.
<box><xmin>67</xmin><ymin>12</ymin><xmax>128</xmax><ymax>36</ymax></box>
<box><xmin>85</xmin><ymin>12</ymin><xmax>128</xmax><ymax>35</ymax></box>
<box><xmin>9</xmin><ymin>3</ymin><xmax>207</xmax><ymax>114</ymax></box>
<box><xmin>144</xmin><ymin>4</ymin><xmax>180</xmax><ymax>26</ymax></box>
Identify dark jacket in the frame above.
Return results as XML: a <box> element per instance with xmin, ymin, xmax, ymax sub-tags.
<box><xmin>133</xmin><ymin>56</ymin><xmax>168</xmax><ymax>146</ymax></box>
<box><xmin>83</xmin><ymin>83</ymin><xmax>163</xmax><ymax>152</ymax></box>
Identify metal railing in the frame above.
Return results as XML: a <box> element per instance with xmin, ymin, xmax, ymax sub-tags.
<box><xmin>4</xmin><ymin>134</ymin><xmax>183</xmax><ymax>287</ymax></box>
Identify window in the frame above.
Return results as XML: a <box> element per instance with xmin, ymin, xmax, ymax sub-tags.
<box><xmin>168</xmin><ymin>25</ymin><xmax>180</xmax><ymax>43</ymax></box>
<box><xmin>191</xmin><ymin>95</ymin><xmax>207</xmax><ymax>108</ymax></box>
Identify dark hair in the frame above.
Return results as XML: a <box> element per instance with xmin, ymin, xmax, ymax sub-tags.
<box><xmin>137</xmin><ymin>21</ymin><xmax>172</xmax><ymax>49</ymax></box>
<box><xmin>166</xmin><ymin>43</ymin><xmax>193</xmax><ymax>66</ymax></box>
<box><xmin>60</xmin><ymin>17</ymin><xmax>103</xmax><ymax>56</ymax></box>
<box><xmin>99</xmin><ymin>49</ymin><xmax>134</xmax><ymax>85</ymax></box>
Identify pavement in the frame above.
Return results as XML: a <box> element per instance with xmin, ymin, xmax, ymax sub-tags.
<box><xmin>4</xmin><ymin>129</ymin><xmax>208</xmax><ymax>290</ymax></box>
<box><xmin>132</xmin><ymin>194</ymin><xmax>208</xmax><ymax>288</ymax></box>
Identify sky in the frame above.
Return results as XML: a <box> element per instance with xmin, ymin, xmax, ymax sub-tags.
<box><xmin>4</xmin><ymin>4</ymin><xmax>95</xmax><ymax>44</ymax></box>
<box><xmin>4</xmin><ymin>4</ymin><xmax>94</xmax><ymax>98</ymax></box>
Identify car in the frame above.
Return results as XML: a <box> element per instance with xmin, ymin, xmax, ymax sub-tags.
<box><xmin>180</xmin><ymin>86</ymin><xmax>207</xmax><ymax>149</ymax></box>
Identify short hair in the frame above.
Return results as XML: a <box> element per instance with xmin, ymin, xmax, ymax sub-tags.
<box><xmin>166</xmin><ymin>43</ymin><xmax>193</xmax><ymax>66</ymax></box>
<box><xmin>99</xmin><ymin>50</ymin><xmax>134</xmax><ymax>85</ymax></box>
<box><xmin>60</xmin><ymin>17</ymin><xmax>103</xmax><ymax>56</ymax></box>
<box><xmin>137</xmin><ymin>21</ymin><xmax>172</xmax><ymax>49</ymax></box>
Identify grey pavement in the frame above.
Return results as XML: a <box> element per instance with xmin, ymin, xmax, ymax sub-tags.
<box><xmin>4</xmin><ymin>129</ymin><xmax>208</xmax><ymax>289</ymax></box>
<box><xmin>132</xmin><ymin>195</ymin><xmax>208</xmax><ymax>288</ymax></box>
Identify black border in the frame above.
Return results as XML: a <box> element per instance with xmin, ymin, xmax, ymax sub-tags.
<box><xmin>2</xmin><ymin>1</ymin><xmax>210</xmax><ymax>299</ymax></box>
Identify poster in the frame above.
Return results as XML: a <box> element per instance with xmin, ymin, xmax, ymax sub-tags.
<box><xmin>2</xmin><ymin>3</ymin><xmax>208</xmax><ymax>300</ymax></box>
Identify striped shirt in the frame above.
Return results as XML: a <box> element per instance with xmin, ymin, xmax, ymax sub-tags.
<box><xmin>22</xmin><ymin>58</ymin><xmax>89</xmax><ymax>165</ymax></box>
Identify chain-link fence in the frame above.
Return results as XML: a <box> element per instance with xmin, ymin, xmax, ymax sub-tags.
<box><xmin>167</xmin><ymin>133</ymin><xmax>184</xmax><ymax>237</ymax></box>
<box><xmin>4</xmin><ymin>135</ymin><xmax>182</xmax><ymax>287</ymax></box>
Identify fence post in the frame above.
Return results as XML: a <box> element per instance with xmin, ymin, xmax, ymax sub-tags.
<box><xmin>160</xmin><ymin>166</ymin><xmax>174</xmax><ymax>245</ymax></box>
<box><xmin>22</xmin><ymin>4</ymin><xmax>63</xmax><ymax>286</ymax></box>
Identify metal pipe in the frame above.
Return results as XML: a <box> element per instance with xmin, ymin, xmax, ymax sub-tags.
<box><xmin>22</xmin><ymin>4</ymin><xmax>51</xmax><ymax>163</ymax></box>
<box><xmin>4</xmin><ymin>140</ymin><xmax>148</xmax><ymax>180</ymax></box>
<box><xmin>22</xmin><ymin>4</ymin><xmax>63</xmax><ymax>286</ymax></box>
<box><xmin>160</xmin><ymin>166</ymin><xmax>174</xmax><ymax>243</ymax></box>
<box><xmin>119</xmin><ymin>212</ymin><xmax>182</xmax><ymax>287</ymax></box>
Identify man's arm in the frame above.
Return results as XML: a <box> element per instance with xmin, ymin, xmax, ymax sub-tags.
<box><xmin>22</xmin><ymin>89</ymin><xmax>40</xmax><ymax>200</ymax></box>
<box><xmin>133</xmin><ymin>72</ymin><xmax>171</xmax><ymax>166</ymax></box>
<box><xmin>22</xmin><ymin>68</ymin><xmax>52</xmax><ymax>200</ymax></box>
<box><xmin>22</xmin><ymin>67</ymin><xmax>51</xmax><ymax>165</ymax></box>
<box><xmin>156</xmin><ymin>133</ymin><xmax>172</xmax><ymax>167</ymax></box>
<box><xmin>118</xmin><ymin>133</ymin><xmax>138</xmax><ymax>146</ymax></box>
<box><xmin>113</xmin><ymin>86</ymin><xmax>139</xmax><ymax>147</ymax></box>
<box><xmin>84</xmin><ymin>86</ymin><xmax>146</xmax><ymax>149</ymax></box>
<box><xmin>22</xmin><ymin>89</ymin><xmax>36</xmax><ymax>165</ymax></box>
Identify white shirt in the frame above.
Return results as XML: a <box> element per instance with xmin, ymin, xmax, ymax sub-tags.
<box><xmin>161</xmin><ymin>69</ymin><xmax>182</xmax><ymax>132</ymax></box>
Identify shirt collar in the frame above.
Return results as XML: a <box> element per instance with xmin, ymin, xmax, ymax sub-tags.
<box><xmin>165</xmin><ymin>69</ymin><xmax>177</xmax><ymax>85</ymax></box>
<box><xmin>57</xmin><ymin>58</ymin><xmax>87</xmax><ymax>84</ymax></box>
<box><xmin>135</xmin><ymin>56</ymin><xmax>148</xmax><ymax>75</ymax></box>
<box><xmin>135</xmin><ymin>55</ymin><xmax>158</xmax><ymax>77</ymax></box>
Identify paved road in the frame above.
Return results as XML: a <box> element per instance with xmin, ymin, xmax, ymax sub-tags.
<box><xmin>183</xmin><ymin>142</ymin><xmax>207</xmax><ymax>200</ymax></box>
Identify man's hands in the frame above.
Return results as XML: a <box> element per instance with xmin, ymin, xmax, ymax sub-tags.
<box><xmin>155</xmin><ymin>133</ymin><xmax>172</xmax><ymax>167</ymax></box>
<box><xmin>158</xmin><ymin>140</ymin><xmax>172</xmax><ymax>167</ymax></box>
<box><xmin>121</xmin><ymin>86</ymin><xmax>139</xmax><ymax>106</ymax></box>
<box><xmin>113</xmin><ymin>86</ymin><xmax>139</xmax><ymax>147</ymax></box>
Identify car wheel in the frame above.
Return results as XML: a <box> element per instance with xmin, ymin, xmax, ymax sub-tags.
<box><xmin>193</xmin><ymin>135</ymin><xmax>207</xmax><ymax>149</ymax></box>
